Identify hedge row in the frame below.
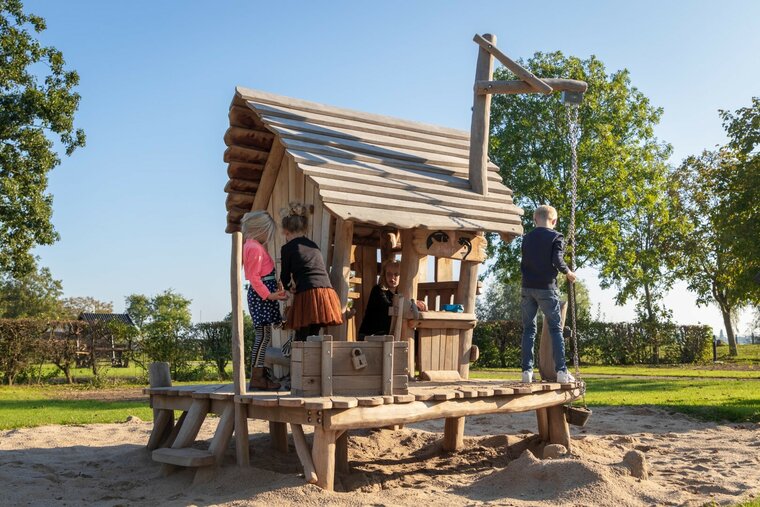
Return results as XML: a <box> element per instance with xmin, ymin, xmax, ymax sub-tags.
<box><xmin>473</xmin><ymin>320</ymin><xmax>714</xmax><ymax>369</ymax></box>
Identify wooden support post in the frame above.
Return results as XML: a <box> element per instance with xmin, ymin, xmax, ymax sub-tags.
<box><xmin>321</xmin><ymin>340</ymin><xmax>334</xmax><ymax>396</ymax></box>
<box><xmin>147</xmin><ymin>362</ymin><xmax>173</xmax><ymax>450</ymax></box>
<box><xmin>269</xmin><ymin>421</ymin><xmax>289</xmax><ymax>453</ymax></box>
<box><xmin>382</xmin><ymin>340</ymin><xmax>394</xmax><ymax>395</ymax></box>
<box><xmin>547</xmin><ymin>405</ymin><xmax>571</xmax><ymax>451</ymax></box>
<box><xmin>336</xmin><ymin>431</ymin><xmax>349</xmax><ymax>474</ymax></box>
<box><xmin>536</xmin><ymin>407</ymin><xmax>549</xmax><ymax>441</ymax></box>
<box><xmin>468</xmin><ymin>33</ymin><xmax>495</xmax><ymax>196</ymax></box>
<box><xmin>399</xmin><ymin>230</ymin><xmax>423</xmax><ymax>377</ymax></box>
<box><xmin>328</xmin><ymin>218</ymin><xmax>354</xmax><ymax>341</ymax></box>
<box><xmin>443</xmin><ymin>417</ymin><xmax>465</xmax><ymax>451</ymax></box>
<box><xmin>456</xmin><ymin>260</ymin><xmax>479</xmax><ymax>379</ymax></box>
<box><xmin>311</xmin><ymin>427</ymin><xmax>337</xmax><ymax>491</ymax></box>
<box><xmin>230</xmin><ymin>231</ymin><xmax>250</xmax><ymax>466</ymax></box>
<box><xmin>291</xmin><ymin>424</ymin><xmax>318</xmax><ymax>484</ymax></box>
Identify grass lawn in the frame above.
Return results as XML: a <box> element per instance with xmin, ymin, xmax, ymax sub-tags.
<box><xmin>473</xmin><ymin>365</ymin><xmax>760</xmax><ymax>379</ymax></box>
<box><xmin>0</xmin><ymin>385</ymin><xmax>153</xmax><ymax>429</ymax></box>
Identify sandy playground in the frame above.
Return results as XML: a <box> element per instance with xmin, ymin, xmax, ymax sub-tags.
<box><xmin>1</xmin><ymin>405</ymin><xmax>758</xmax><ymax>506</ymax></box>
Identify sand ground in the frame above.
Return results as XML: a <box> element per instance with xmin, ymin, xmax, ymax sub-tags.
<box><xmin>1</xmin><ymin>406</ymin><xmax>758</xmax><ymax>506</ymax></box>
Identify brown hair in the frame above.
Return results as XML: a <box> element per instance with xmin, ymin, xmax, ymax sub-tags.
<box><xmin>379</xmin><ymin>259</ymin><xmax>401</xmax><ymax>290</ymax></box>
<box><xmin>280</xmin><ymin>201</ymin><xmax>309</xmax><ymax>234</ymax></box>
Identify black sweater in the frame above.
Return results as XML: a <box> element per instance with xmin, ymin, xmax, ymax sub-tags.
<box><xmin>280</xmin><ymin>236</ymin><xmax>333</xmax><ymax>293</ymax></box>
<box><xmin>520</xmin><ymin>227</ymin><xmax>570</xmax><ymax>290</ymax></box>
<box><xmin>358</xmin><ymin>284</ymin><xmax>394</xmax><ymax>336</ymax></box>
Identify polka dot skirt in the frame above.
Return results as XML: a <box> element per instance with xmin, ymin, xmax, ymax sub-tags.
<box><xmin>247</xmin><ymin>272</ymin><xmax>282</xmax><ymax>327</ymax></box>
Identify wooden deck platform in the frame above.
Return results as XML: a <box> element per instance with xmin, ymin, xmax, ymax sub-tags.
<box><xmin>144</xmin><ymin>379</ymin><xmax>583</xmax><ymax>490</ymax></box>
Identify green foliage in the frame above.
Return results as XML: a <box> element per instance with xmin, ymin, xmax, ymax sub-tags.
<box><xmin>488</xmin><ymin>52</ymin><xmax>671</xmax><ymax>289</ymax></box>
<box><xmin>59</xmin><ymin>296</ymin><xmax>113</xmax><ymax>319</ymax></box>
<box><xmin>38</xmin><ymin>320</ymin><xmax>87</xmax><ymax>383</ymax></box>
<box><xmin>126</xmin><ymin>290</ymin><xmax>195</xmax><ymax>379</ymax></box>
<box><xmin>196</xmin><ymin>321</ymin><xmax>231</xmax><ymax>380</ymax></box>
<box><xmin>0</xmin><ymin>1</ymin><xmax>85</xmax><ymax>276</ymax></box>
<box><xmin>473</xmin><ymin>318</ymin><xmax>712</xmax><ymax>368</ymax></box>
<box><xmin>0</xmin><ymin>264</ymin><xmax>63</xmax><ymax>318</ymax></box>
<box><xmin>477</xmin><ymin>274</ymin><xmax>592</xmax><ymax>323</ymax></box>
<box><xmin>0</xmin><ymin>318</ymin><xmax>46</xmax><ymax>384</ymax></box>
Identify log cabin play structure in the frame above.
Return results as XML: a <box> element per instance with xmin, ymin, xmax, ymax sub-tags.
<box><xmin>143</xmin><ymin>34</ymin><xmax>589</xmax><ymax>491</ymax></box>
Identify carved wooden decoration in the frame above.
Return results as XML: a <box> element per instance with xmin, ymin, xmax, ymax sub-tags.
<box><xmin>411</xmin><ymin>230</ymin><xmax>486</xmax><ymax>262</ymax></box>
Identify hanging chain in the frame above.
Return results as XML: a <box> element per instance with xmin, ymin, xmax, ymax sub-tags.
<box><xmin>565</xmin><ymin>104</ymin><xmax>585</xmax><ymax>398</ymax></box>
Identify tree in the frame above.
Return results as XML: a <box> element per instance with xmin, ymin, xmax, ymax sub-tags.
<box><xmin>126</xmin><ymin>290</ymin><xmax>194</xmax><ymax>377</ymax></box>
<box><xmin>476</xmin><ymin>272</ymin><xmax>591</xmax><ymax>323</ymax></box>
<box><xmin>673</xmin><ymin>150</ymin><xmax>751</xmax><ymax>356</ymax></box>
<box><xmin>0</xmin><ymin>264</ymin><xmax>62</xmax><ymax>318</ymax></box>
<box><xmin>487</xmin><ymin>52</ymin><xmax>671</xmax><ymax>303</ymax></box>
<box><xmin>0</xmin><ymin>1</ymin><xmax>85</xmax><ymax>276</ymax></box>
<box><xmin>596</xmin><ymin>164</ymin><xmax>687</xmax><ymax>326</ymax></box>
<box><xmin>125</xmin><ymin>294</ymin><xmax>151</xmax><ymax>328</ymax></box>
<box><xmin>59</xmin><ymin>296</ymin><xmax>113</xmax><ymax>319</ymax></box>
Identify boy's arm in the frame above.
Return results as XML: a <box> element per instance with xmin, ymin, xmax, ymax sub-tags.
<box><xmin>551</xmin><ymin>235</ymin><xmax>571</xmax><ymax>274</ymax></box>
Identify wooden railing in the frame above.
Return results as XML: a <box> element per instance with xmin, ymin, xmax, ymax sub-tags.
<box><xmin>417</xmin><ymin>281</ymin><xmax>482</xmax><ymax>311</ymax></box>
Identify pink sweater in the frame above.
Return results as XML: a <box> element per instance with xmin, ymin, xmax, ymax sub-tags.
<box><xmin>243</xmin><ymin>239</ymin><xmax>275</xmax><ymax>299</ymax></box>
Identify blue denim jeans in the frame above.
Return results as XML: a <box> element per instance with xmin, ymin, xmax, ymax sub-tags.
<box><xmin>520</xmin><ymin>287</ymin><xmax>567</xmax><ymax>373</ymax></box>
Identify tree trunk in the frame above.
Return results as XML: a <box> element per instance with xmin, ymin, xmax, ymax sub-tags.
<box><xmin>720</xmin><ymin>306</ymin><xmax>738</xmax><ymax>356</ymax></box>
<box><xmin>642</xmin><ymin>282</ymin><xmax>658</xmax><ymax>364</ymax></box>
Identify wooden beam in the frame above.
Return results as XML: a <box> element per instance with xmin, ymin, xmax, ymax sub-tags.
<box><xmin>269</xmin><ymin>421</ymin><xmax>289</xmax><ymax>453</ymax></box>
<box><xmin>230</xmin><ymin>232</ymin><xmax>249</xmax><ymax>466</ymax></box>
<box><xmin>311</xmin><ymin>427</ymin><xmax>337</xmax><ymax>491</ymax></box>
<box><xmin>399</xmin><ymin>230</ymin><xmax>423</xmax><ymax>375</ymax></box>
<box><xmin>468</xmin><ymin>33</ymin><xmax>496</xmax><ymax>196</ymax></box>
<box><xmin>291</xmin><ymin>424</ymin><xmax>318</xmax><ymax>483</ymax></box>
<box><xmin>472</xmin><ymin>34</ymin><xmax>553</xmax><ymax>94</ymax></box>
<box><xmin>547</xmin><ymin>405</ymin><xmax>571</xmax><ymax>451</ymax></box>
<box><xmin>536</xmin><ymin>407</ymin><xmax>549</xmax><ymax>441</ymax></box>
<box><xmin>324</xmin><ymin>388</ymin><xmax>581</xmax><ymax>430</ymax></box>
<box><xmin>328</xmin><ymin>219</ymin><xmax>354</xmax><ymax>340</ymax></box>
<box><xmin>456</xmin><ymin>260</ymin><xmax>479</xmax><ymax>379</ymax></box>
<box><xmin>251</xmin><ymin>139</ymin><xmax>285</xmax><ymax>211</ymax></box>
<box><xmin>336</xmin><ymin>431</ymin><xmax>349</xmax><ymax>474</ymax></box>
<box><xmin>443</xmin><ymin>417</ymin><xmax>465</xmax><ymax>451</ymax></box>
<box><xmin>476</xmin><ymin>78</ymin><xmax>587</xmax><ymax>96</ymax></box>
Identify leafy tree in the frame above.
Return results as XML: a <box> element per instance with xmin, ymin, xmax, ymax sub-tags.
<box><xmin>0</xmin><ymin>1</ymin><xmax>85</xmax><ymax>276</ymax></box>
<box><xmin>125</xmin><ymin>294</ymin><xmax>151</xmax><ymax>328</ymax></box>
<box><xmin>126</xmin><ymin>290</ymin><xmax>194</xmax><ymax>377</ymax></box>
<box><xmin>0</xmin><ymin>264</ymin><xmax>62</xmax><ymax>318</ymax></box>
<box><xmin>196</xmin><ymin>322</ymin><xmax>231</xmax><ymax>379</ymax></box>
<box><xmin>476</xmin><ymin>272</ymin><xmax>591</xmax><ymax>323</ymax></box>
<box><xmin>487</xmin><ymin>52</ymin><xmax>671</xmax><ymax>310</ymax></box>
<box><xmin>596</xmin><ymin>164</ymin><xmax>687</xmax><ymax>327</ymax></box>
<box><xmin>59</xmin><ymin>296</ymin><xmax>113</xmax><ymax>319</ymax></box>
<box><xmin>672</xmin><ymin>150</ymin><xmax>751</xmax><ymax>356</ymax></box>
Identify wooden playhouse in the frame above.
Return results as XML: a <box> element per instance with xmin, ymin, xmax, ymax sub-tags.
<box><xmin>144</xmin><ymin>34</ymin><xmax>586</xmax><ymax>491</ymax></box>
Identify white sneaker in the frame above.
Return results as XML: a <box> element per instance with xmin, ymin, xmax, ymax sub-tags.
<box><xmin>522</xmin><ymin>370</ymin><xmax>533</xmax><ymax>383</ymax></box>
<box><xmin>556</xmin><ymin>370</ymin><xmax>576</xmax><ymax>383</ymax></box>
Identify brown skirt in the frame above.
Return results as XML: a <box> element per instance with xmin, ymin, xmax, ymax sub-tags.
<box><xmin>286</xmin><ymin>287</ymin><xmax>344</xmax><ymax>330</ymax></box>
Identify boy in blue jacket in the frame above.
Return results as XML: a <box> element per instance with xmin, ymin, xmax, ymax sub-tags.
<box><xmin>520</xmin><ymin>205</ymin><xmax>577</xmax><ymax>384</ymax></box>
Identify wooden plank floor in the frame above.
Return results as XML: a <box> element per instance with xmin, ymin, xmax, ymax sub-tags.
<box><xmin>145</xmin><ymin>379</ymin><xmax>582</xmax><ymax>411</ymax></box>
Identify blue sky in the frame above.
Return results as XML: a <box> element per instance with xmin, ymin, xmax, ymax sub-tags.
<box><xmin>25</xmin><ymin>0</ymin><xmax>760</xmax><ymax>333</ymax></box>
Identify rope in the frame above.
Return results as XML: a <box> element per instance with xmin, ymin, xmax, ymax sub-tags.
<box><xmin>564</xmin><ymin>103</ymin><xmax>586</xmax><ymax>402</ymax></box>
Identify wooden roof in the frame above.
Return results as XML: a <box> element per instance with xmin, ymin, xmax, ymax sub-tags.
<box><xmin>224</xmin><ymin>87</ymin><xmax>523</xmax><ymax>236</ymax></box>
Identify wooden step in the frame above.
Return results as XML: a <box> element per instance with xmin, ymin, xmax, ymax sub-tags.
<box><xmin>152</xmin><ymin>448</ymin><xmax>215</xmax><ymax>467</ymax></box>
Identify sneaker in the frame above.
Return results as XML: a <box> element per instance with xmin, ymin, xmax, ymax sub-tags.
<box><xmin>556</xmin><ymin>370</ymin><xmax>576</xmax><ymax>383</ymax></box>
<box><xmin>521</xmin><ymin>370</ymin><xmax>533</xmax><ymax>383</ymax></box>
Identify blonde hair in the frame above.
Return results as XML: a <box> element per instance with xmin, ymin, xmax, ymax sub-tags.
<box><xmin>379</xmin><ymin>259</ymin><xmax>401</xmax><ymax>290</ymax></box>
<box><xmin>280</xmin><ymin>201</ymin><xmax>309</xmax><ymax>234</ymax></box>
<box><xmin>533</xmin><ymin>205</ymin><xmax>558</xmax><ymax>224</ymax></box>
<box><xmin>241</xmin><ymin>210</ymin><xmax>276</xmax><ymax>244</ymax></box>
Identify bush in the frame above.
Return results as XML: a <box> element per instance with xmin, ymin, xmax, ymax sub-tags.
<box><xmin>473</xmin><ymin>318</ymin><xmax>714</xmax><ymax>367</ymax></box>
<box><xmin>0</xmin><ymin>319</ymin><xmax>47</xmax><ymax>385</ymax></box>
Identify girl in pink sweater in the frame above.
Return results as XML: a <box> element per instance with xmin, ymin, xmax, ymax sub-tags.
<box><xmin>241</xmin><ymin>210</ymin><xmax>287</xmax><ymax>390</ymax></box>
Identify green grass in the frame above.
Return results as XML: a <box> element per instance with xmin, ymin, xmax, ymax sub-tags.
<box><xmin>472</xmin><ymin>365</ymin><xmax>760</xmax><ymax>379</ymax></box>
<box><xmin>718</xmin><ymin>343</ymin><xmax>760</xmax><ymax>364</ymax></box>
<box><xmin>0</xmin><ymin>386</ymin><xmax>153</xmax><ymax>429</ymax></box>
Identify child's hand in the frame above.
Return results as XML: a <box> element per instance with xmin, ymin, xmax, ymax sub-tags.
<box><xmin>566</xmin><ymin>271</ymin><xmax>577</xmax><ymax>283</ymax></box>
<box><xmin>267</xmin><ymin>290</ymin><xmax>288</xmax><ymax>301</ymax></box>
